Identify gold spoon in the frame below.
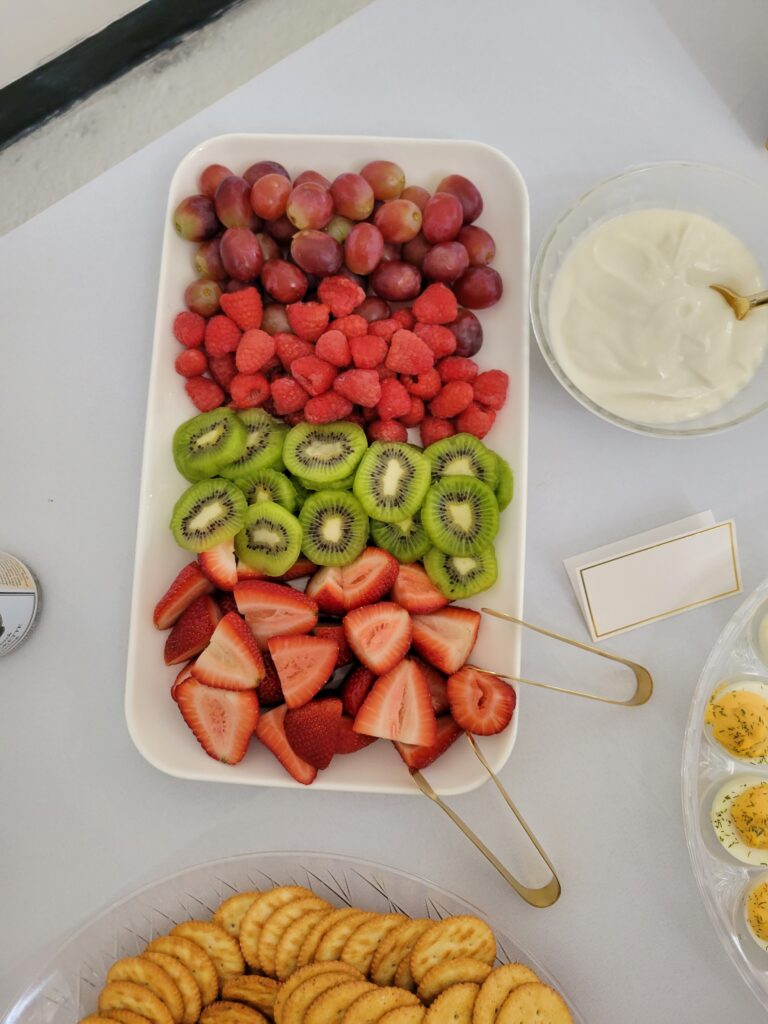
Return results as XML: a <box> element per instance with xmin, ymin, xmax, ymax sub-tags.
<box><xmin>710</xmin><ymin>283</ymin><xmax>768</xmax><ymax>320</ymax></box>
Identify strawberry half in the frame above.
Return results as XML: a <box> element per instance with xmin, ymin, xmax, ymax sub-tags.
<box><xmin>394</xmin><ymin>714</ymin><xmax>464</xmax><ymax>771</ymax></box>
<box><xmin>446</xmin><ymin>667</ymin><xmax>516</xmax><ymax>735</ymax></box>
<box><xmin>391</xmin><ymin>563</ymin><xmax>449</xmax><ymax>614</ymax></box>
<box><xmin>284</xmin><ymin>697</ymin><xmax>343</xmax><ymax>769</ymax></box>
<box><xmin>171</xmin><ymin>661</ymin><xmax>196</xmax><ymax>702</ymax></box>
<box><xmin>336</xmin><ymin>715</ymin><xmax>377</xmax><ymax>754</ymax></box>
<box><xmin>268</xmin><ymin>634</ymin><xmax>338</xmax><ymax>708</ymax></box>
<box><xmin>353</xmin><ymin>659</ymin><xmax>436</xmax><ymax>745</ymax></box>
<box><xmin>234</xmin><ymin>581</ymin><xmax>318</xmax><ymax>648</ymax></box>
<box><xmin>255</xmin><ymin>704</ymin><xmax>318</xmax><ymax>784</ymax></box>
<box><xmin>343</xmin><ymin>602</ymin><xmax>412</xmax><ymax>675</ymax></box>
<box><xmin>154</xmin><ymin>562</ymin><xmax>214</xmax><ymax>629</ymax></box>
<box><xmin>413</xmin><ymin>658</ymin><xmax>450</xmax><ymax>715</ymax></box>
<box><xmin>339</xmin><ymin>548</ymin><xmax>399</xmax><ymax>610</ymax></box>
<box><xmin>198</xmin><ymin>539</ymin><xmax>238</xmax><ymax>590</ymax></box>
<box><xmin>411</xmin><ymin>606</ymin><xmax>481</xmax><ymax>675</ymax></box>
<box><xmin>305</xmin><ymin>566</ymin><xmax>345</xmax><ymax>615</ymax></box>
<box><xmin>192</xmin><ymin>612</ymin><xmax>265</xmax><ymax>690</ymax></box>
<box><xmin>279</xmin><ymin>557</ymin><xmax>318</xmax><ymax>581</ymax></box>
<box><xmin>341</xmin><ymin>664</ymin><xmax>376</xmax><ymax>717</ymax></box>
<box><xmin>164</xmin><ymin>595</ymin><xmax>222</xmax><ymax>666</ymax></box>
<box><xmin>237</xmin><ymin>559</ymin><xmax>264</xmax><ymax>582</ymax></box>
<box><xmin>313</xmin><ymin>623</ymin><xmax>354</xmax><ymax>668</ymax></box>
<box><xmin>175</xmin><ymin>676</ymin><xmax>259</xmax><ymax>764</ymax></box>
<box><xmin>258</xmin><ymin>651</ymin><xmax>284</xmax><ymax>706</ymax></box>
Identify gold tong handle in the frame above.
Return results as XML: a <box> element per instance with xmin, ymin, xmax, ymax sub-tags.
<box><xmin>479</xmin><ymin>609</ymin><xmax>653</xmax><ymax>706</ymax></box>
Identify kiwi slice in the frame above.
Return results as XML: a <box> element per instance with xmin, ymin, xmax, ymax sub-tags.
<box><xmin>170</xmin><ymin>478</ymin><xmax>246</xmax><ymax>553</ymax></box>
<box><xmin>287</xmin><ymin>474</ymin><xmax>309</xmax><ymax>507</ymax></box>
<box><xmin>424</xmin><ymin>545</ymin><xmax>498</xmax><ymax>599</ymax></box>
<box><xmin>173</xmin><ymin>409</ymin><xmax>247</xmax><ymax>482</ymax></box>
<box><xmin>494</xmin><ymin>456</ymin><xmax>514</xmax><ymax>511</ymax></box>
<box><xmin>370</xmin><ymin>511</ymin><xmax>431</xmax><ymax>563</ymax></box>
<box><xmin>422</xmin><ymin>475</ymin><xmax>499</xmax><ymax>556</ymax></box>
<box><xmin>236</xmin><ymin>468</ymin><xmax>298</xmax><ymax>512</ymax></box>
<box><xmin>218</xmin><ymin>409</ymin><xmax>286</xmax><ymax>479</ymax></box>
<box><xmin>234</xmin><ymin>501</ymin><xmax>302</xmax><ymax>575</ymax></box>
<box><xmin>283</xmin><ymin>422</ymin><xmax>367</xmax><ymax>484</ymax></box>
<box><xmin>425</xmin><ymin>433</ymin><xmax>498</xmax><ymax>489</ymax></box>
<box><xmin>295</xmin><ymin>473</ymin><xmax>355</xmax><ymax>492</ymax></box>
<box><xmin>299</xmin><ymin>490</ymin><xmax>369</xmax><ymax>567</ymax></box>
<box><xmin>353</xmin><ymin>441</ymin><xmax>431</xmax><ymax>523</ymax></box>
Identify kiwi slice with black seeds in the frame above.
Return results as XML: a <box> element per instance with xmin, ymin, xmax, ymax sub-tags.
<box><xmin>218</xmin><ymin>409</ymin><xmax>286</xmax><ymax>479</ymax></box>
<box><xmin>236</xmin><ymin>468</ymin><xmax>298</xmax><ymax>511</ymax></box>
<box><xmin>370</xmin><ymin>511</ymin><xmax>431</xmax><ymax>563</ymax></box>
<box><xmin>283</xmin><ymin>422</ymin><xmax>367</xmax><ymax>484</ymax></box>
<box><xmin>423</xmin><ymin>545</ymin><xmax>498</xmax><ymax>599</ymax></box>
<box><xmin>286</xmin><ymin>474</ymin><xmax>309</xmax><ymax>507</ymax></box>
<box><xmin>353</xmin><ymin>441</ymin><xmax>430</xmax><ymax>523</ymax></box>
<box><xmin>422</xmin><ymin>475</ymin><xmax>499</xmax><ymax>556</ymax></box>
<box><xmin>296</xmin><ymin>473</ymin><xmax>355</xmax><ymax>492</ymax></box>
<box><xmin>234</xmin><ymin>501</ymin><xmax>302</xmax><ymax>575</ymax></box>
<box><xmin>170</xmin><ymin>477</ymin><xmax>246</xmax><ymax>553</ymax></box>
<box><xmin>494</xmin><ymin>456</ymin><xmax>514</xmax><ymax>511</ymax></box>
<box><xmin>299</xmin><ymin>490</ymin><xmax>368</xmax><ymax>566</ymax></box>
<box><xmin>424</xmin><ymin>433</ymin><xmax>498</xmax><ymax>489</ymax></box>
<box><xmin>173</xmin><ymin>409</ymin><xmax>247</xmax><ymax>482</ymax></box>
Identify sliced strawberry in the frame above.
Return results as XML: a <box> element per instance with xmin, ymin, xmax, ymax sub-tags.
<box><xmin>343</xmin><ymin>602</ymin><xmax>412</xmax><ymax>675</ymax></box>
<box><xmin>258</xmin><ymin>651</ymin><xmax>285</xmax><ymax>706</ymax></box>
<box><xmin>198</xmin><ymin>539</ymin><xmax>237</xmax><ymax>590</ymax></box>
<box><xmin>176</xmin><ymin>677</ymin><xmax>259</xmax><ymax>764</ymax></box>
<box><xmin>446</xmin><ymin>667</ymin><xmax>516</xmax><ymax>735</ymax></box>
<box><xmin>410</xmin><ymin>606</ymin><xmax>480</xmax><ymax>674</ymax></box>
<box><xmin>305</xmin><ymin>565</ymin><xmax>345</xmax><ymax>615</ymax></box>
<box><xmin>336</xmin><ymin>715</ymin><xmax>377</xmax><ymax>754</ymax></box>
<box><xmin>313</xmin><ymin>623</ymin><xmax>353</xmax><ymax>668</ymax></box>
<box><xmin>413</xmin><ymin>658</ymin><xmax>450</xmax><ymax>715</ymax></box>
<box><xmin>284</xmin><ymin>697</ymin><xmax>343</xmax><ymax>769</ymax></box>
<box><xmin>154</xmin><ymin>562</ymin><xmax>214</xmax><ymax>629</ymax></box>
<box><xmin>255</xmin><ymin>704</ymin><xmax>317</xmax><ymax>784</ymax></box>
<box><xmin>279</xmin><ymin>557</ymin><xmax>318</xmax><ymax>581</ymax></box>
<box><xmin>391</xmin><ymin>563</ymin><xmax>449</xmax><ymax>614</ymax></box>
<box><xmin>171</xmin><ymin>661</ymin><xmax>196</xmax><ymax>702</ymax></box>
<box><xmin>339</xmin><ymin>548</ymin><xmax>398</xmax><ymax>610</ymax></box>
<box><xmin>394</xmin><ymin>714</ymin><xmax>464</xmax><ymax>771</ymax></box>
<box><xmin>341</xmin><ymin>664</ymin><xmax>376</xmax><ymax>717</ymax></box>
<box><xmin>164</xmin><ymin>595</ymin><xmax>222</xmax><ymax>666</ymax></box>
<box><xmin>268</xmin><ymin>634</ymin><xmax>338</xmax><ymax>707</ymax></box>
<box><xmin>191</xmin><ymin>612</ymin><xmax>265</xmax><ymax>691</ymax></box>
<box><xmin>236</xmin><ymin>559</ymin><xmax>264</xmax><ymax>581</ymax></box>
<box><xmin>234</xmin><ymin>580</ymin><xmax>318</xmax><ymax>648</ymax></box>
<box><xmin>216</xmin><ymin>590</ymin><xmax>238</xmax><ymax>615</ymax></box>
<box><xmin>353</xmin><ymin>659</ymin><xmax>436</xmax><ymax>745</ymax></box>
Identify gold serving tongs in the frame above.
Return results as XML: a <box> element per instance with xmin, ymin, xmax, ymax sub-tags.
<box><xmin>409</xmin><ymin>609</ymin><xmax>654</xmax><ymax>908</ymax></box>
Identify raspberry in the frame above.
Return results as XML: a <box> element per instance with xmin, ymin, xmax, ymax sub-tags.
<box><xmin>291</xmin><ymin>355</ymin><xmax>336</xmax><ymax>396</ymax></box>
<box><xmin>437</xmin><ymin>356</ymin><xmax>478</xmax><ymax>382</ymax></box>
<box><xmin>333</xmin><ymin>314</ymin><xmax>369</xmax><ymax>339</ymax></box>
<box><xmin>305</xmin><ymin>392</ymin><xmax>354</xmax><ymax>423</ymax></box>
<box><xmin>220</xmin><ymin>287</ymin><xmax>263</xmax><ymax>330</ymax></box>
<box><xmin>350</xmin><ymin>334</ymin><xmax>388</xmax><ymax>369</ymax></box>
<box><xmin>420</xmin><ymin>416</ymin><xmax>456</xmax><ymax>446</ymax></box>
<box><xmin>400</xmin><ymin>396</ymin><xmax>425</xmax><ymax>427</ymax></box>
<box><xmin>334</xmin><ymin>369</ymin><xmax>382</xmax><ymax>408</ymax></box>
<box><xmin>317</xmin><ymin>276</ymin><xmax>366</xmax><ymax>317</ymax></box>
<box><xmin>315</xmin><ymin>329</ymin><xmax>351</xmax><ymax>368</ymax></box>
<box><xmin>286</xmin><ymin>301</ymin><xmax>330</xmax><ymax>341</ymax></box>
<box><xmin>377</xmin><ymin>365</ymin><xmax>396</xmax><ymax>380</ymax></box>
<box><xmin>284</xmin><ymin>411</ymin><xmax>306</xmax><ymax>426</ymax></box>
<box><xmin>386</xmin><ymin>330</ymin><xmax>434</xmax><ymax>374</ymax></box>
<box><xmin>175</xmin><ymin>348</ymin><xmax>208</xmax><ymax>377</ymax></box>
<box><xmin>275</xmin><ymin>333</ymin><xmax>314</xmax><ymax>369</ymax></box>
<box><xmin>271</xmin><ymin>377</ymin><xmax>309</xmax><ymax>414</ymax></box>
<box><xmin>173</xmin><ymin>311</ymin><xmax>205</xmax><ymax>348</ymax></box>
<box><xmin>456</xmin><ymin>401</ymin><xmax>496</xmax><ymax>438</ymax></box>
<box><xmin>367</xmin><ymin>419</ymin><xmax>408</xmax><ymax>442</ymax></box>
<box><xmin>377</xmin><ymin>378</ymin><xmax>411</xmax><ymax>420</ymax></box>
<box><xmin>473</xmin><ymin>369</ymin><xmax>509</xmax><ymax>410</ymax></box>
<box><xmin>361</xmin><ymin>405</ymin><xmax>378</xmax><ymax>423</ymax></box>
<box><xmin>412</xmin><ymin>283</ymin><xmax>458</xmax><ymax>324</ymax></box>
<box><xmin>430</xmin><ymin>381</ymin><xmax>475</xmax><ymax>418</ymax></box>
<box><xmin>367</xmin><ymin>318</ymin><xmax>400</xmax><ymax>341</ymax></box>
<box><xmin>230</xmin><ymin>373</ymin><xmax>270</xmax><ymax>409</ymax></box>
<box><xmin>185</xmin><ymin>376</ymin><xmax>225</xmax><ymax>412</ymax></box>
<box><xmin>236</xmin><ymin>329</ymin><xmax>276</xmax><ymax>373</ymax></box>
<box><xmin>414</xmin><ymin>323</ymin><xmax>457</xmax><ymax>359</ymax></box>
<box><xmin>208</xmin><ymin>353</ymin><xmax>237</xmax><ymax>391</ymax></box>
<box><xmin>392</xmin><ymin>308</ymin><xmax>415</xmax><ymax>330</ymax></box>
<box><xmin>401</xmin><ymin>368</ymin><xmax>442</xmax><ymax>399</ymax></box>
<box><xmin>204</xmin><ymin>315</ymin><xmax>241</xmax><ymax>357</ymax></box>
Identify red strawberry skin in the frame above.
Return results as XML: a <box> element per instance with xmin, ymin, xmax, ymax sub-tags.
<box><xmin>191</xmin><ymin>611</ymin><xmax>265</xmax><ymax>691</ymax></box>
<box><xmin>256</xmin><ymin>704</ymin><xmax>317</xmax><ymax>784</ymax></box>
<box><xmin>339</xmin><ymin>548</ymin><xmax>398</xmax><ymax>611</ymax></box>
<box><xmin>391</xmin><ymin>563</ymin><xmax>449</xmax><ymax>614</ymax></box>
<box><xmin>164</xmin><ymin>595</ymin><xmax>222</xmax><ymax>665</ymax></box>
<box><xmin>258</xmin><ymin>651</ymin><xmax>285</xmax><ymax>706</ymax></box>
<box><xmin>171</xmin><ymin>661</ymin><xmax>196</xmax><ymax>702</ymax></box>
<box><xmin>197</xmin><ymin>539</ymin><xmax>237</xmax><ymax>590</ymax></box>
<box><xmin>410</xmin><ymin>607</ymin><xmax>480</xmax><ymax>675</ymax></box>
<box><xmin>336</xmin><ymin>715</ymin><xmax>377</xmax><ymax>754</ymax></box>
<box><xmin>413</xmin><ymin>658</ymin><xmax>450</xmax><ymax>715</ymax></box>
<box><xmin>313</xmin><ymin>623</ymin><xmax>354</xmax><ymax>668</ymax></box>
<box><xmin>341</xmin><ymin>664</ymin><xmax>377</xmax><ymax>717</ymax></box>
<box><xmin>353</xmin><ymin>658</ymin><xmax>436</xmax><ymax>745</ymax></box>
<box><xmin>234</xmin><ymin>580</ymin><xmax>318</xmax><ymax>648</ymax></box>
<box><xmin>154</xmin><ymin>562</ymin><xmax>214</xmax><ymax>629</ymax></box>
<box><xmin>305</xmin><ymin>566</ymin><xmax>345</xmax><ymax>616</ymax></box>
<box><xmin>446</xmin><ymin>667</ymin><xmax>516</xmax><ymax>735</ymax></box>
<box><xmin>176</xmin><ymin>676</ymin><xmax>259</xmax><ymax>764</ymax></box>
<box><xmin>343</xmin><ymin>602</ymin><xmax>412</xmax><ymax>675</ymax></box>
<box><xmin>284</xmin><ymin>697</ymin><xmax>343</xmax><ymax>769</ymax></box>
<box><xmin>268</xmin><ymin>634</ymin><xmax>338</xmax><ymax>708</ymax></box>
<box><xmin>394</xmin><ymin>714</ymin><xmax>464</xmax><ymax>771</ymax></box>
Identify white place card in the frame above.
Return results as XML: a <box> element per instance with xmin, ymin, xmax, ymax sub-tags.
<box><xmin>564</xmin><ymin>513</ymin><xmax>741</xmax><ymax>640</ymax></box>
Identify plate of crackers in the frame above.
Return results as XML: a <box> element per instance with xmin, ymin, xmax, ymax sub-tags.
<box><xmin>2</xmin><ymin>853</ymin><xmax>582</xmax><ymax>1024</ymax></box>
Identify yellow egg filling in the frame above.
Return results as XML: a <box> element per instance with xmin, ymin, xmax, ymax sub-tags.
<box><xmin>731</xmin><ymin>784</ymin><xmax>768</xmax><ymax>849</ymax></box>
<box><xmin>747</xmin><ymin>881</ymin><xmax>768</xmax><ymax>943</ymax></box>
<box><xmin>705</xmin><ymin>689</ymin><xmax>768</xmax><ymax>758</ymax></box>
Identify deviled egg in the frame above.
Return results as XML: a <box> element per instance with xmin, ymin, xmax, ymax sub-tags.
<box><xmin>710</xmin><ymin>775</ymin><xmax>768</xmax><ymax>866</ymax></box>
<box><xmin>705</xmin><ymin>677</ymin><xmax>768</xmax><ymax>763</ymax></box>
<box><xmin>745</xmin><ymin>877</ymin><xmax>768</xmax><ymax>953</ymax></box>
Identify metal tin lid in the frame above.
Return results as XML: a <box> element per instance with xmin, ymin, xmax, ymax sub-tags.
<box><xmin>0</xmin><ymin>551</ymin><xmax>40</xmax><ymax>657</ymax></box>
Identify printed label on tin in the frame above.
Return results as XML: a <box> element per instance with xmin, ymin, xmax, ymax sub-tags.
<box><xmin>0</xmin><ymin>552</ymin><xmax>35</xmax><ymax>589</ymax></box>
<box><xmin>0</xmin><ymin>592</ymin><xmax>37</xmax><ymax>656</ymax></box>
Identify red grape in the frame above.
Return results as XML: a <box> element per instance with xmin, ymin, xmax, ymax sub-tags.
<box><xmin>458</xmin><ymin>225</ymin><xmax>495</xmax><ymax>266</ymax></box>
<box><xmin>326</xmin><ymin>215</ymin><xmax>354</xmax><ymax>243</ymax></box>
<box><xmin>454</xmin><ymin>266</ymin><xmax>503</xmax><ymax>309</ymax></box>
<box><xmin>286</xmin><ymin>182</ymin><xmax>333</xmax><ymax>230</ymax></box>
<box><xmin>194</xmin><ymin>238</ymin><xmax>226</xmax><ymax>280</ymax></box>
<box><xmin>255</xmin><ymin>232</ymin><xmax>281</xmax><ymax>262</ymax></box>
<box><xmin>261</xmin><ymin>258</ymin><xmax>308</xmax><ymax>303</ymax></box>
<box><xmin>185</xmin><ymin>279</ymin><xmax>221</xmax><ymax>317</ymax></box>
<box><xmin>422</xmin><ymin>192</ymin><xmax>463</xmax><ymax>243</ymax></box>
<box><xmin>262</xmin><ymin>303</ymin><xmax>290</xmax><ymax>335</ymax></box>
<box><xmin>250</xmin><ymin>173</ymin><xmax>291</xmax><ymax>220</ymax></box>
<box><xmin>294</xmin><ymin>170</ymin><xmax>331</xmax><ymax>189</ymax></box>
<box><xmin>215</xmin><ymin>176</ymin><xmax>259</xmax><ymax>229</ymax></box>
<box><xmin>243</xmin><ymin>160</ymin><xmax>290</xmax><ymax>185</ymax></box>
<box><xmin>355</xmin><ymin>297</ymin><xmax>391</xmax><ymax>322</ymax></box>
<box><xmin>225</xmin><ymin>279</ymin><xmax>251</xmax><ymax>292</ymax></box>
<box><xmin>173</xmin><ymin>194</ymin><xmax>219</xmax><ymax>241</ymax></box>
<box><xmin>344</xmin><ymin>222</ymin><xmax>384</xmax><ymax>275</ymax></box>
<box><xmin>401</xmin><ymin>233</ymin><xmax>432</xmax><ymax>269</ymax></box>
<box><xmin>373</xmin><ymin>199</ymin><xmax>422</xmax><ymax>243</ymax></box>
<box><xmin>380</xmin><ymin>243</ymin><xmax>402</xmax><ymax>263</ymax></box>
<box><xmin>220</xmin><ymin>227</ymin><xmax>264</xmax><ymax>281</ymax></box>
<box><xmin>360</xmin><ymin>160</ymin><xmax>405</xmax><ymax>200</ymax></box>
<box><xmin>199</xmin><ymin>164</ymin><xmax>233</xmax><ymax>198</ymax></box>
<box><xmin>371</xmin><ymin>261</ymin><xmax>422</xmax><ymax>301</ymax></box>
<box><xmin>266</xmin><ymin>215</ymin><xmax>296</xmax><ymax>243</ymax></box>
<box><xmin>401</xmin><ymin>185</ymin><xmax>430</xmax><ymax>212</ymax></box>
<box><xmin>448</xmin><ymin>308</ymin><xmax>483</xmax><ymax>356</ymax></box>
<box><xmin>290</xmin><ymin>229</ymin><xmax>343</xmax><ymax>276</ymax></box>
<box><xmin>422</xmin><ymin>241</ymin><xmax>469</xmax><ymax>283</ymax></box>
<box><xmin>330</xmin><ymin>173</ymin><xmax>374</xmax><ymax>220</ymax></box>
<box><xmin>337</xmin><ymin>266</ymin><xmax>366</xmax><ymax>289</ymax></box>
<box><xmin>436</xmin><ymin>174</ymin><xmax>483</xmax><ymax>223</ymax></box>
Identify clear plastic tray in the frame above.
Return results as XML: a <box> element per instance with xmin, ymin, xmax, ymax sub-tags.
<box><xmin>682</xmin><ymin>577</ymin><xmax>768</xmax><ymax>1007</ymax></box>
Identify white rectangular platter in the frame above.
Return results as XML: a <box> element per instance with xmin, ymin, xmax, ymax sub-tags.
<box><xmin>125</xmin><ymin>133</ymin><xmax>529</xmax><ymax>795</ymax></box>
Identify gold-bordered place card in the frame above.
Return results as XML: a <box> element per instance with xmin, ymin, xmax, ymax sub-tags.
<box><xmin>564</xmin><ymin>512</ymin><xmax>741</xmax><ymax>641</ymax></box>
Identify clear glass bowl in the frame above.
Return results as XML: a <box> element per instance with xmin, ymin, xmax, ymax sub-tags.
<box><xmin>530</xmin><ymin>162</ymin><xmax>768</xmax><ymax>437</ymax></box>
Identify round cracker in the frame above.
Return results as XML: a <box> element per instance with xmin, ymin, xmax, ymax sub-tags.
<box><xmin>316</xmin><ymin>913</ymin><xmax>374</xmax><ymax>962</ymax></box>
<box><xmin>495</xmin><ymin>983</ymin><xmax>572</xmax><ymax>1024</ymax></box>
<box><xmin>172</xmin><ymin>921</ymin><xmax>245</xmax><ymax>981</ymax></box>
<box><xmin>200</xmin><ymin>1001</ymin><xmax>269</xmax><ymax>1024</ymax></box>
<box><xmin>282</xmin><ymin>972</ymin><xmax>354</xmax><ymax>1024</ymax></box>
<box><xmin>240</xmin><ymin>887</ymin><xmax>315</xmax><ymax>971</ymax></box>
<box><xmin>378</xmin><ymin>1008</ymin><xmax>425</xmax><ymax>1024</ymax></box>
<box><xmin>142</xmin><ymin>951</ymin><xmax>202</xmax><ymax>1024</ymax></box>
<box><xmin>298</xmin><ymin>910</ymin><xmax>362</xmax><ymax>968</ymax></box>
<box><xmin>341</xmin><ymin>987</ymin><xmax>420</xmax><ymax>1024</ymax></box>
<box><xmin>98</xmin><ymin>982</ymin><xmax>174</xmax><ymax>1024</ymax></box>
<box><xmin>304</xmin><ymin>980</ymin><xmax>375</xmax><ymax>1024</ymax></box>
<box><xmin>393</xmin><ymin>956</ymin><xmax>416</xmax><ymax>993</ymax></box>
<box><xmin>106</xmin><ymin>957</ymin><xmax>184</xmax><ymax>1023</ymax></box>
<box><xmin>410</xmin><ymin>919</ymin><xmax>496</xmax><ymax>985</ymax></box>
<box><xmin>418</xmin><ymin>960</ymin><xmax>492</xmax><ymax>1004</ymax></box>
<box><xmin>259</xmin><ymin>897</ymin><xmax>331</xmax><ymax>977</ymax></box>
<box><xmin>214</xmin><ymin>892</ymin><xmax>261</xmax><ymax>938</ymax></box>
<box><xmin>424</xmin><ymin>984</ymin><xmax>478</xmax><ymax>1024</ymax></box>
<box><xmin>471</xmin><ymin>964</ymin><xmax>539</xmax><ymax>1024</ymax></box>
<box><xmin>221</xmin><ymin>975</ymin><xmax>278</xmax><ymax>1017</ymax></box>
<box><xmin>341</xmin><ymin>914</ymin><xmax>406</xmax><ymax>975</ymax></box>
<box><xmin>146</xmin><ymin>935</ymin><xmax>219</xmax><ymax>1007</ymax></box>
<box><xmin>273</xmin><ymin>962</ymin><xmax>360</xmax><ymax>1024</ymax></box>
<box><xmin>370</xmin><ymin>920</ymin><xmax>433</xmax><ymax>987</ymax></box>
<box><xmin>276</xmin><ymin>910</ymin><xmax>331</xmax><ymax>981</ymax></box>
<box><xmin>96</xmin><ymin>1011</ymin><xmax>153</xmax><ymax>1024</ymax></box>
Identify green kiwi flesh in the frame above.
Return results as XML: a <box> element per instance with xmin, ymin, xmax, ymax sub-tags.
<box><xmin>423</xmin><ymin>545</ymin><xmax>498</xmax><ymax>599</ymax></box>
<box><xmin>234</xmin><ymin>501</ymin><xmax>302</xmax><ymax>575</ymax></box>
<box><xmin>295</xmin><ymin>473</ymin><xmax>355</xmax><ymax>492</ymax></box>
<box><xmin>370</xmin><ymin>512</ymin><xmax>431</xmax><ymax>563</ymax></box>
<box><xmin>173</xmin><ymin>409</ymin><xmax>247</xmax><ymax>482</ymax></box>
<box><xmin>353</xmin><ymin>441</ymin><xmax>430</xmax><ymax>523</ymax></box>
<box><xmin>283</xmin><ymin>422</ymin><xmax>367</xmax><ymax>484</ymax></box>
<box><xmin>218</xmin><ymin>409</ymin><xmax>286</xmax><ymax>479</ymax></box>
<box><xmin>236</xmin><ymin>468</ymin><xmax>298</xmax><ymax>511</ymax></box>
<box><xmin>424</xmin><ymin>433</ymin><xmax>498</xmax><ymax>489</ymax></box>
<box><xmin>494</xmin><ymin>456</ymin><xmax>514</xmax><ymax>511</ymax></box>
<box><xmin>421</xmin><ymin>475</ymin><xmax>499</xmax><ymax>556</ymax></box>
<box><xmin>170</xmin><ymin>478</ymin><xmax>247</xmax><ymax>553</ymax></box>
<box><xmin>298</xmin><ymin>490</ymin><xmax>369</xmax><ymax>567</ymax></box>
